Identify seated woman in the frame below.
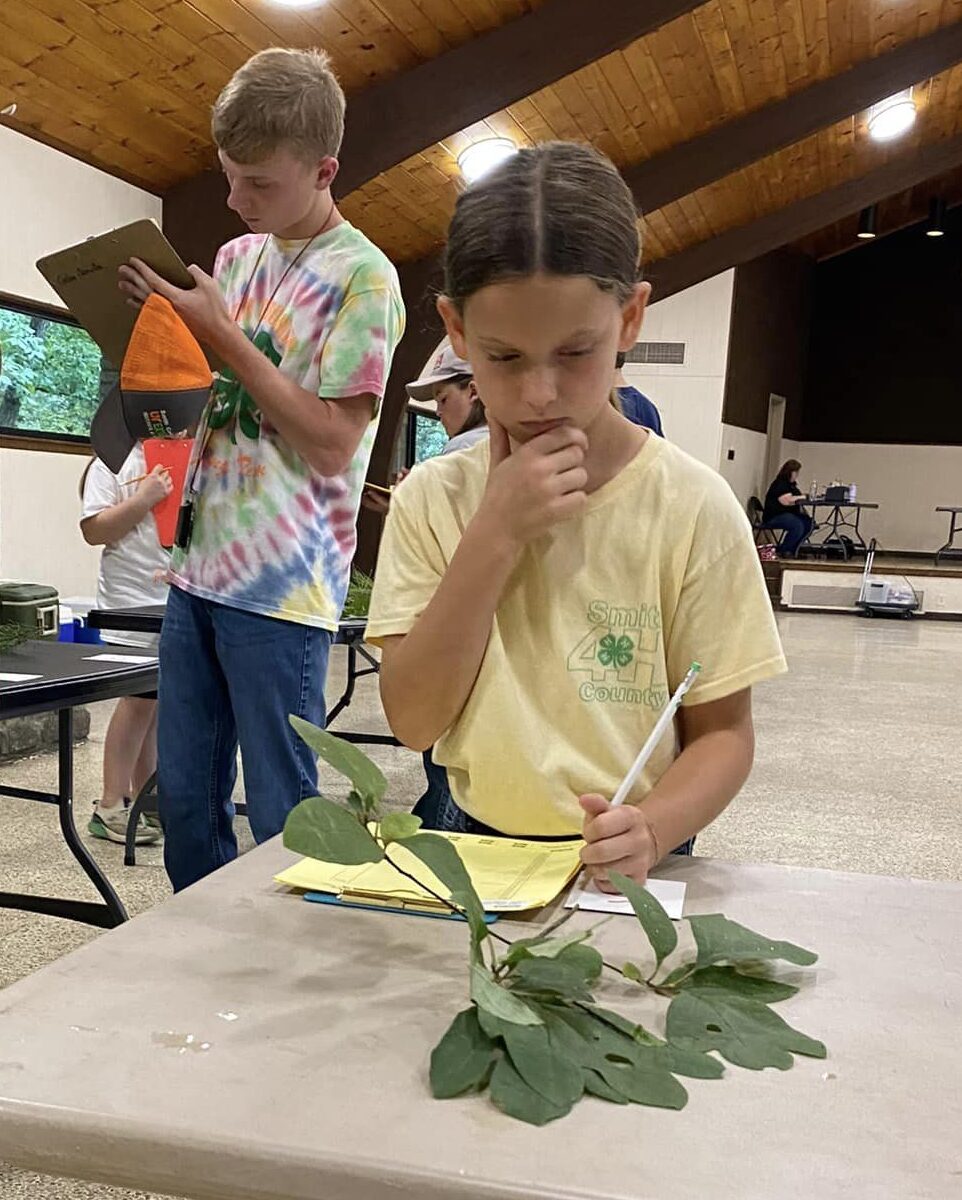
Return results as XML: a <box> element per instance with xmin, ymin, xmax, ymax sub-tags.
<box><xmin>763</xmin><ymin>459</ymin><xmax>814</xmax><ymax>557</ymax></box>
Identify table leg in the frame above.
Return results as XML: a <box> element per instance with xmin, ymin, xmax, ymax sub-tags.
<box><xmin>0</xmin><ymin>709</ymin><xmax>128</xmax><ymax>928</ymax></box>
<box><xmin>326</xmin><ymin>643</ymin><xmax>358</xmax><ymax>726</ymax></box>
<box><xmin>935</xmin><ymin>513</ymin><xmax>961</xmax><ymax>566</ymax></box>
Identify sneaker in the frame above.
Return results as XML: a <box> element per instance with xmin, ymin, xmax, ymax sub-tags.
<box><xmin>88</xmin><ymin>801</ymin><xmax>162</xmax><ymax>846</ymax></box>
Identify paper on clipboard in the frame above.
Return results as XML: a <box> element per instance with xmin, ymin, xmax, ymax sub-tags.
<box><xmin>35</xmin><ymin>219</ymin><xmax>195</xmax><ymax>368</ymax></box>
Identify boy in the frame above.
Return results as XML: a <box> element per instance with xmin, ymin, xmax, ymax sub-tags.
<box><xmin>120</xmin><ymin>49</ymin><xmax>404</xmax><ymax>891</ymax></box>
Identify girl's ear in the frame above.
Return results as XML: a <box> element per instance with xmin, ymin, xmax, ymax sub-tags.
<box><xmin>618</xmin><ymin>281</ymin><xmax>651</xmax><ymax>353</ymax></box>
<box><xmin>437</xmin><ymin>295</ymin><xmax>469</xmax><ymax>360</ymax></box>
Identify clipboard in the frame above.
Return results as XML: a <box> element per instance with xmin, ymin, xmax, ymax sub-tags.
<box><xmin>36</xmin><ymin>219</ymin><xmax>194</xmax><ymax>369</ymax></box>
<box><xmin>143</xmin><ymin>437</ymin><xmax>194</xmax><ymax>548</ymax></box>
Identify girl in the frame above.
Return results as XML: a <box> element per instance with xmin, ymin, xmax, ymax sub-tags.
<box><xmin>80</xmin><ymin>452</ymin><xmax>172</xmax><ymax>845</ymax></box>
<box><xmin>365</xmin><ymin>142</ymin><xmax>786</xmax><ymax>886</ymax></box>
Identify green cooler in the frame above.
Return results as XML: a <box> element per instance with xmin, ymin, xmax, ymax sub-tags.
<box><xmin>0</xmin><ymin>581</ymin><xmax>61</xmax><ymax>641</ymax></box>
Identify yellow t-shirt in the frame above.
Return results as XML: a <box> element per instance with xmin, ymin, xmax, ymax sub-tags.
<box><xmin>366</xmin><ymin>434</ymin><xmax>787</xmax><ymax>835</ymax></box>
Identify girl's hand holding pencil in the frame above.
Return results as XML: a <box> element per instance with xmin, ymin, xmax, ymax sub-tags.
<box><xmin>133</xmin><ymin>464</ymin><xmax>173</xmax><ymax>508</ymax></box>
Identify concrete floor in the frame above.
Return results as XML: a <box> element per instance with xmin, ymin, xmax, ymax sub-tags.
<box><xmin>2</xmin><ymin>613</ymin><xmax>961</xmax><ymax>1199</ymax></box>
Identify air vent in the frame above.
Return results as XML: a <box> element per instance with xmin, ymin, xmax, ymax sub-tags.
<box><xmin>627</xmin><ymin>341</ymin><xmax>685</xmax><ymax>365</ymax></box>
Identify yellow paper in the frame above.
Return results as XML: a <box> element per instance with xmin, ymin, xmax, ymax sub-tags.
<box><xmin>275</xmin><ymin>831</ymin><xmax>582</xmax><ymax>912</ymax></box>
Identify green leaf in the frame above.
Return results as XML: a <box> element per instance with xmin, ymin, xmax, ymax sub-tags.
<box><xmin>282</xmin><ymin>796</ymin><xmax>384</xmax><ymax>865</ymax></box>
<box><xmin>501</xmin><ymin>931</ymin><xmax>589</xmax><ymax>968</ymax></box>
<box><xmin>582</xmin><ymin>1005</ymin><xmax>659</xmax><ymax>1046</ymax></box>
<box><xmin>666</xmin><ymin>991</ymin><xmax>827</xmax><ymax>1070</ymax></box>
<box><xmin>609</xmin><ymin>871</ymin><xmax>677</xmax><ymax>968</ymax></box>
<box><xmin>399</xmin><ymin>833</ymin><xmax>488</xmax><ymax>951</ymax></box>
<box><xmin>345</xmin><ymin>790</ymin><xmax>366</xmax><ymax>819</ymax></box>
<box><xmin>509</xmin><ymin>958</ymin><xmax>596</xmax><ymax>1003</ymax></box>
<box><xmin>430</xmin><ymin>1008</ymin><xmax>498</xmax><ymax>1099</ymax></box>
<box><xmin>379</xmin><ymin>811</ymin><xmax>422</xmax><ymax>844</ymax></box>
<box><xmin>289</xmin><ymin>716</ymin><xmax>388</xmax><ymax>805</ymax></box>
<box><xmin>470</xmin><ymin>966</ymin><xmax>542</xmax><ymax>1027</ymax></box>
<box><xmin>500</xmin><ymin>1022</ymin><xmax>584</xmax><ymax>1108</ymax></box>
<box><xmin>555</xmin><ymin>943</ymin><xmax>604</xmax><ymax>983</ymax></box>
<box><xmin>644</xmin><ymin>1043</ymin><xmax>725</xmax><ymax>1080</ymax></box>
<box><xmin>675</xmin><ymin>965</ymin><xmax>799</xmax><ymax>1003</ymax></box>
<box><xmin>595</xmin><ymin>1058</ymin><xmax>689</xmax><ymax>1110</ymax></box>
<box><xmin>687</xmin><ymin>914</ymin><xmax>817</xmax><ymax>968</ymax></box>
<box><xmin>583</xmin><ymin>1069</ymin><xmax>629</xmax><ymax>1105</ymax></box>
<box><xmin>622</xmin><ymin>962</ymin><xmax>644</xmax><ymax>983</ymax></box>
<box><xmin>489</xmin><ymin>1056</ymin><xmax>572</xmax><ymax>1125</ymax></box>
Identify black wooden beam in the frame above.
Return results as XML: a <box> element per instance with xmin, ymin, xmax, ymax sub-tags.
<box><xmin>335</xmin><ymin>0</ymin><xmax>706</xmax><ymax>195</ymax></box>
<box><xmin>648</xmin><ymin>131</ymin><xmax>962</xmax><ymax>300</ymax></box>
<box><xmin>625</xmin><ymin>19</ymin><xmax>962</xmax><ymax>212</ymax></box>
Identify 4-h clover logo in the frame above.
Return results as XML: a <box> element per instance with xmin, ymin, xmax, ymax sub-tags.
<box><xmin>597</xmin><ymin>633</ymin><xmax>634</xmax><ymax>669</ymax></box>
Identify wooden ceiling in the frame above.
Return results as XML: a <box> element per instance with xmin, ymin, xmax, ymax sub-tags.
<box><xmin>3</xmin><ymin>0</ymin><xmax>962</xmax><ymax>282</ymax></box>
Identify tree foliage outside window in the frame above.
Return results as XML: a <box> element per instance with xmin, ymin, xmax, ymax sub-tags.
<box><xmin>0</xmin><ymin>302</ymin><xmax>107</xmax><ymax>439</ymax></box>
<box><xmin>413</xmin><ymin>411</ymin><xmax>448</xmax><ymax>463</ymax></box>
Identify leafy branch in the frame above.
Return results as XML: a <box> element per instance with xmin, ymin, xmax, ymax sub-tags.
<box><xmin>283</xmin><ymin>717</ymin><xmax>827</xmax><ymax>1125</ymax></box>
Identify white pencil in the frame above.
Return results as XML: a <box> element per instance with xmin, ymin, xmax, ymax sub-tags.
<box><xmin>609</xmin><ymin>661</ymin><xmax>702</xmax><ymax>807</ymax></box>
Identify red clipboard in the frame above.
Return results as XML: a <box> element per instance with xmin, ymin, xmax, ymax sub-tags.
<box><xmin>143</xmin><ymin>438</ymin><xmax>193</xmax><ymax>548</ymax></box>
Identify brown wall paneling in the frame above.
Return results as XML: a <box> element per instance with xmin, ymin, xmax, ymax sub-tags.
<box><xmin>723</xmin><ymin>249</ymin><xmax>814</xmax><ymax>441</ymax></box>
<box><xmin>804</xmin><ymin>203</ymin><xmax>962</xmax><ymax>445</ymax></box>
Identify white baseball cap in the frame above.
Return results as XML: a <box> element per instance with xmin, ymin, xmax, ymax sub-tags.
<box><xmin>405</xmin><ymin>340</ymin><xmax>472</xmax><ymax>401</ymax></box>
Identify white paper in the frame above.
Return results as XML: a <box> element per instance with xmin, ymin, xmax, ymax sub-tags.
<box><xmin>84</xmin><ymin>653</ymin><xmax>158</xmax><ymax>664</ymax></box>
<box><xmin>0</xmin><ymin>672</ymin><xmax>43</xmax><ymax>682</ymax></box>
<box><xmin>565</xmin><ymin>876</ymin><xmax>687</xmax><ymax>920</ymax></box>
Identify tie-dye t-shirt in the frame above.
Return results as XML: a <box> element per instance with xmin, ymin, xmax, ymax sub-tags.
<box><xmin>168</xmin><ymin>222</ymin><xmax>404</xmax><ymax>631</ymax></box>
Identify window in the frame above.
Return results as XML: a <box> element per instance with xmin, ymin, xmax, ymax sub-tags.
<box><xmin>410</xmin><ymin>410</ymin><xmax>448</xmax><ymax>464</ymax></box>
<box><xmin>0</xmin><ymin>297</ymin><xmax>108</xmax><ymax>442</ymax></box>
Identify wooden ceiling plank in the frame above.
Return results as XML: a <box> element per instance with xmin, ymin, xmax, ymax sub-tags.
<box><xmin>772</xmin><ymin>0</ymin><xmax>810</xmax><ymax>87</ymax></box>
<box><xmin>650</xmin><ymin>129</ymin><xmax>962</xmax><ymax>300</ymax></box>
<box><xmin>690</xmin><ymin>3</ymin><xmax>747</xmax><ymax>115</ymax></box>
<box><xmin>595</xmin><ymin>53</ymin><xmax>655</xmax><ymax>148</ymax></box>
<box><xmin>131</xmin><ymin>0</ymin><xmax>252</xmax><ymax>71</ymax></box>
<box><xmin>0</xmin><ymin>48</ymin><xmax>211</xmax><ymax>171</ymax></box>
<box><xmin>797</xmin><ymin>0</ymin><xmax>829</xmax><ymax>79</ymax></box>
<box><xmin>336</xmin><ymin>0</ymin><xmax>709</xmax><ymax>194</ymax></box>
<box><xmin>576</xmin><ymin>61</ymin><xmax>644</xmax><ymax>164</ymax></box>
<box><xmin>649</xmin><ymin>15</ymin><xmax>727</xmax><ymax>137</ymax></box>
<box><xmin>327</xmin><ymin>0</ymin><xmax>426</xmax><ymax>74</ymax></box>
<box><xmin>716</xmin><ymin>0</ymin><xmax>768</xmax><ymax>111</ymax></box>
<box><xmin>83</xmin><ymin>0</ymin><xmax>238</xmax><ymax>94</ymax></box>
<box><xmin>286</xmin><ymin>1</ymin><xmax>412</xmax><ymax>88</ymax></box>
<box><xmin>619</xmin><ymin>38</ymin><xmax>686</xmax><ymax>152</ymax></box>
<box><xmin>825</xmin><ymin>0</ymin><xmax>854</xmax><ymax>75</ymax></box>
<box><xmin>0</xmin><ymin>62</ymin><xmax>168</xmax><ymax>188</ymax></box>
<box><xmin>408</xmin><ymin>0</ymin><xmax>474</xmax><ymax>42</ymax></box>
<box><xmin>2</xmin><ymin>4</ymin><xmax>214</xmax><ymax>144</ymax></box>
<box><xmin>363</xmin><ymin>0</ymin><xmax>448</xmax><ymax>58</ymax></box>
<box><xmin>551</xmin><ymin>73</ymin><xmax>622</xmax><ymax>161</ymax></box>
<box><xmin>29</xmin><ymin>0</ymin><xmax>223</xmax><ymax>116</ymax></box>
<box><xmin>620</xmin><ymin>19</ymin><xmax>962</xmax><ymax>214</ymax></box>
<box><xmin>745</xmin><ymin>0</ymin><xmax>789</xmax><ymax>101</ymax></box>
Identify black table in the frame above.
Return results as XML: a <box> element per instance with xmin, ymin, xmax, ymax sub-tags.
<box><xmin>1</xmin><ymin>641</ymin><xmax>159</xmax><ymax>928</ymax></box>
<box><xmin>87</xmin><ymin>607</ymin><xmax>396</xmax><ymax>747</ymax></box>
<box><xmin>935</xmin><ymin>506</ymin><xmax>962</xmax><ymax>565</ymax></box>
<box><xmin>798</xmin><ymin>499</ymin><xmax>879</xmax><ymax>559</ymax></box>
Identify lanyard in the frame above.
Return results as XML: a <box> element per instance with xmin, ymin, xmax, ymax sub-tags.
<box><xmin>184</xmin><ymin>199</ymin><xmax>338</xmax><ymax>496</ymax></box>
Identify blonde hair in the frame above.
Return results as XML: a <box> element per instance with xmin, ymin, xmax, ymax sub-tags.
<box><xmin>212</xmin><ymin>48</ymin><xmax>346</xmax><ymax>164</ymax></box>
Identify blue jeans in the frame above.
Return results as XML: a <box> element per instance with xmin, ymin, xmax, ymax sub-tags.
<box><xmin>158</xmin><ymin>586</ymin><xmax>332</xmax><ymax>892</ymax></box>
<box><xmin>417</xmin><ymin>760</ymin><xmax>695</xmax><ymax>855</ymax></box>
<box><xmin>764</xmin><ymin>512</ymin><xmax>813</xmax><ymax>556</ymax></box>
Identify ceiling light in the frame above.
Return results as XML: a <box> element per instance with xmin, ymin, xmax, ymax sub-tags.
<box><xmin>457</xmin><ymin>138</ymin><xmax>517</xmax><ymax>184</ymax></box>
<box><xmin>867</xmin><ymin>88</ymin><xmax>916</xmax><ymax>142</ymax></box>
<box><xmin>926</xmin><ymin>196</ymin><xmax>946</xmax><ymax>238</ymax></box>
<box><xmin>857</xmin><ymin>205</ymin><xmax>877</xmax><ymax>239</ymax></box>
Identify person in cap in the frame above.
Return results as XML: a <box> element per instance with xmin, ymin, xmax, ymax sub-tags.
<box><xmin>117</xmin><ymin>49</ymin><xmax>404</xmax><ymax>892</ymax></box>
<box><xmin>407</xmin><ymin>341</ymin><xmax>488</xmax><ymax>454</ymax></box>
<box><xmin>614</xmin><ymin>351</ymin><xmax>664</xmax><ymax>437</ymax></box>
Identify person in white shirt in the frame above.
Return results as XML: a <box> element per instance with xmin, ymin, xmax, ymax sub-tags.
<box><xmin>80</xmin><ymin>447</ymin><xmax>172</xmax><ymax>845</ymax></box>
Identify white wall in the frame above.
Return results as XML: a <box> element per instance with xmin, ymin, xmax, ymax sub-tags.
<box><xmin>0</xmin><ymin>126</ymin><xmax>160</xmax><ymax>598</ymax></box>
<box><xmin>624</xmin><ymin>270</ymin><xmax>735</xmax><ymax>469</ymax></box>
<box><xmin>798</xmin><ymin>442</ymin><xmax>961</xmax><ymax>553</ymax></box>
<box><xmin>718</xmin><ymin>423</ymin><xmax>767</xmax><ymax>509</ymax></box>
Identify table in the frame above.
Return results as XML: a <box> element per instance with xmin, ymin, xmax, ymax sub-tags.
<box><xmin>0</xmin><ymin>640</ymin><xmax>158</xmax><ymax>927</ymax></box>
<box><xmin>88</xmin><ymin>606</ymin><xmax>398</xmax><ymax>747</ymax></box>
<box><xmin>0</xmin><ymin>838</ymin><xmax>960</xmax><ymax>1200</ymax></box>
<box><xmin>934</xmin><ymin>506</ymin><xmax>962</xmax><ymax>565</ymax></box>
<box><xmin>798</xmin><ymin>499</ymin><xmax>879</xmax><ymax>559</ymax></box>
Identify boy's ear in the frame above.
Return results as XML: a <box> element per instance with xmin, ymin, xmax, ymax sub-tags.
<box><xmin>436</xmin><ymin>296</ymin><xmax>468</xmax><ymax>360</ymax></box>
<box><xmin>316</xmin><ymin>156</ymin><xmax>339</xmax><ymax>190</ymax></box>
<box><xmin>618</xmin><ymin>281</ymin><xmax>651</xmax><ymax>353</ymax></box>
